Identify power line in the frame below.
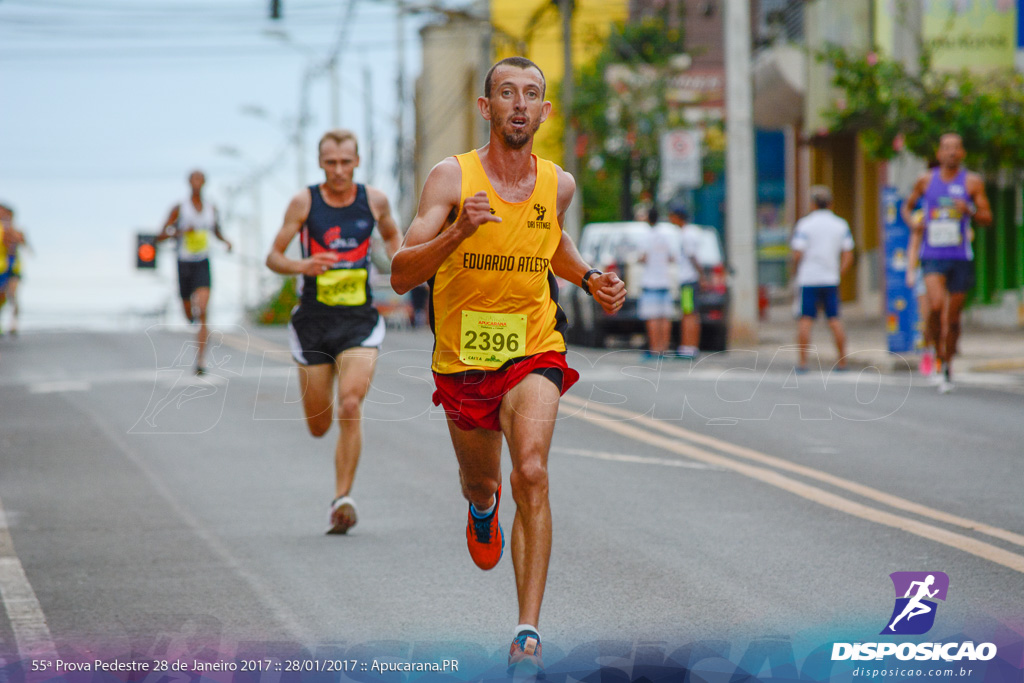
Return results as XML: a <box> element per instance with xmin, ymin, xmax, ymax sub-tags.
<box><xmin>0</xmin><ymin>41</ymin><xmax>421</xmax><ymax>62</ymax></box>
<box><xmin>1</xmin><ymin>0</ymin><xmax>343</xmax><ymax>13</ymax></box>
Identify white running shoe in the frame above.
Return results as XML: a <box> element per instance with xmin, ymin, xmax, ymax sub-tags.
<box><xmin>327</xmin><ymin>496</ymin><xmax>358</xmax><ymax>535</ymax></box>
<box><xmin>938</xmin><ymin>369</ymin><xmax>953</xmax><ymax>395</ymax></box>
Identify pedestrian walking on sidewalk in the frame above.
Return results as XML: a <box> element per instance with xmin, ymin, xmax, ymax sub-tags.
<box><xmin>790</xmin><ymin>185</ymin><xmax>855</xmax><ymax>373</ymax></box>
<box><xmin>901</xmin><ymin>133</ymin><xmax>992</xmax><ymax>394</ymax></box>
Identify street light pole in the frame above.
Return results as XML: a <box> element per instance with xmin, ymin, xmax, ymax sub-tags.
<box><xmin>330</xmin><ymin>58</ymin><xmax>340</xmax><ymax>128</ymax></box>
<box><xmin>724</xmin><ymin>0</ymin><xmax>758</xmax><ymax>345</ymax></box>
<box><xmin>395</xmin><ymin>0</ymin><xmax>411</xmax><ymax>224</ymax></box>
<box><xmin>558</xmin><ymin>0</ymin><xmax>582</xmax><ymax>242</ymax></box>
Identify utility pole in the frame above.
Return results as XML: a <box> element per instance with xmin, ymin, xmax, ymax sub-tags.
<box><xmin>395</xmin><ymin>1</ymin><xmax>411</xmax><ymax>224</ymax></box>
<box><xmin>724</xmin><ymin>0</ymin><xmax>758</xmax><ymax>345</ymax></box>
<box><xmin>297</xmin><ymin>69</ymin><xmax>313</xmax><ymax>188</ymax></box>
<box><xmin>330</xmin><ymin>58</ymin><xmax>340</xmax><ymax>128</ymax></box>
<box><xmin>364</xmin><ymin>66</ymin><xmax>376</xmax><ymax>184</ymax></box>
<box><xmin>558</xmin><ymin>0</ymin><xmax>582</xmax><ymax>241</ymax></box>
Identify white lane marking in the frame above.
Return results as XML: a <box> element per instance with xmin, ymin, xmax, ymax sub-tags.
<box><xmin>3</xmin><ymin>366</ymin><xmax>294</xmax><ymax>391</ymax></box>
<box><xmin>29</xmin><ymin>381</ymin><xmax>91</xmax><ymax>394</ymax></box>
<box><xmin>574</xmin><ymin>367</ymin><xmax>915</xmax><ymax>386</ymax></box>
<box><xmin>0</xmin><ymin>496</ymin><xmax>57</xmax><ymax>660</ymax></box>
<box><xmin>551</xmin><ymin>446</ymin><xmax>720</xmax><ymax>470</ymax></box>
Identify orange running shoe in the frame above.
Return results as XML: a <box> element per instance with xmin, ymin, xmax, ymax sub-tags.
<box><xmin>466</xmin><ymin>485</ymin><xmax>504</xmax><ymax>570</ymax></box>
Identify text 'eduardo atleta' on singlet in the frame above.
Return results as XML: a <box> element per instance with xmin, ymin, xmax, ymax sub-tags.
<box><xmin>430</xmin><ymin>151</ymin><xmax>568</xmax><ymax>374</ymax></box>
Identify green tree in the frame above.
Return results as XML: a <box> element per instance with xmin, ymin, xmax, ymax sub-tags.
<box><xmin>568</xmin><ymin>18</ymin><xmax>686</xmax><ymax>222</ymax></box>
<box><xmin>252</xmin><ymin>276</ymin><xmax>300</xmax><ymax>325</ymax></box>
<box><xmin>818</xmin><ymin>43</ymin><xmax>1024</xmax><ymax>174</ymax></box>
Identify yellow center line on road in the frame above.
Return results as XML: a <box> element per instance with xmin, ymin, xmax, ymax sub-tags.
<box><xmin>220</xmin><ymin>331</ymin><xmax>290</xmax><ymax>357</ymax></box>
<box><xmin>560</xmin><ymin>394</ymin><xmax>1024</xmax><ymax>574</ymax></box>
<box><xmin>561</xmin><ymin>394</ymin><xmax>1024</xmax><ymax>550</ymax></box>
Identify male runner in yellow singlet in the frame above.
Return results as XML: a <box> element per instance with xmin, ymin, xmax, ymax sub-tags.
<box><xmin>391</xmin><ymin>56</ymin><xmax>625</xmax><ymax>674</ymax></box>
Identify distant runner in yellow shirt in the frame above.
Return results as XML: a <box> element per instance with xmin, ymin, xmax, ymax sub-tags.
<box><xmin>0</xmin><ymin>203</ymin><xmax>26</xmax><ymax>335</ymax></box>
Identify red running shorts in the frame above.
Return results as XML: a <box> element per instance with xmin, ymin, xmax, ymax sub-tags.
<box><xmin>432</xmin><ymin>351</ymin><xmax>580</xmax><ymax>432</ymax></box>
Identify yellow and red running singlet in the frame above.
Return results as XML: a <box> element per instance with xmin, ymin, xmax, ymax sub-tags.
<box><xmin>430</xmin><ymin>151</ymin><xmax>568</xmax><ymax>374</ymax></box>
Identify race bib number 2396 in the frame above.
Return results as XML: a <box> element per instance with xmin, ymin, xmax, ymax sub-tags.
<box><xmin>460</xmin><ymin>310</ymin><xmax>527</xmax><ymax>368</ymax></box>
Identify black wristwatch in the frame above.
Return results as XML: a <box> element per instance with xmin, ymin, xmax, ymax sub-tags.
<box><xmin>581</xmin><ymin>269</ymin><xmax>602</xmax><ymax>296</ymax></box>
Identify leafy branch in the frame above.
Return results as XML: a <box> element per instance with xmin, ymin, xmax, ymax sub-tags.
<box><xmin>817</xmin><ymin>43</ymin><xmax>1024</xmax><ymax>174</ymax></box>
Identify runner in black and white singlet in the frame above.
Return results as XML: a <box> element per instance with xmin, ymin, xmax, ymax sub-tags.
<box><xmin>156</xmin><ymin>170</ymin><xmax>233</xmax><ymax>375</ymax></box>
<box><xmin>266</xmin><ymin>129</ymin><xmax>402</xmax><ymax>535</ymax></box>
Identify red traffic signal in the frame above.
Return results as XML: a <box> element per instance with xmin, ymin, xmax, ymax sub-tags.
<box><xmin>136</xmin><ymin>233</ymin><xmax>158</xmax><ymax>269</ymax></box>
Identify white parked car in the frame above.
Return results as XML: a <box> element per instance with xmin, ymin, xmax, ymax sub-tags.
<box><xmin>565</xmin><ymin>221</ymin><xmax>731</xmax><ymax>349</ymax></box>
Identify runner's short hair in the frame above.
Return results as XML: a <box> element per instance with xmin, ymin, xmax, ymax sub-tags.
<box><xmin>939</xmin><ymin>131</ymin><xmax>963</xmax><ymax>146</ymax></box>
<box><xmin>484</xmin><ymin>56</ymin><xmax>546</xmax><ymax>98</ymax></box>
<box><xmin>318</xmin><ymin>129</ymin><xmax>359</xmax><ymax>156</ymax></box>
<box><xmin>810</xmin><ymin>185</ymin><xmax>833</xmax><ymax>209</ymax></box>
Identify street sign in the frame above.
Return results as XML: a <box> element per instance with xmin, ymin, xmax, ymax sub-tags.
<box><xmin>659</xmin><ymin>129</ymin><xmax>702</xmax><ymax>199</ymax></box>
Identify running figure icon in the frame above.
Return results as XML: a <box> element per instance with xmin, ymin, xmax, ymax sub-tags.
<box><xmin>888</xmin><ymin>574</ymin><xmax>939</xmax><ymax>631</ymax></box>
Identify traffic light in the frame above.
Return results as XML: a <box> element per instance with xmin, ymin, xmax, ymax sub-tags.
<box><xmin>136</xmin><ymin>233</ymin><xmax>158</xmax><ymax>270</ymax></box>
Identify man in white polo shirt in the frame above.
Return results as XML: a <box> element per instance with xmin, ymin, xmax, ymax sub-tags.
<box><xmin>790</xmin><ymin>185</ymin><xmax>854</xmax><ymax>372</ymax></box>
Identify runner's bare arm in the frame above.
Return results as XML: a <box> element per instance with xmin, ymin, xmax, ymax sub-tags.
<box><xmin>966</xmin><ymin>172</ymin><xmax>993</xmax><ymax>226</ymax></box>
<box><xmin>367</xmin><ymin>187</ymin><xmax>403</xmax><ymax>261</ymax></box>
<box><xmin>391</xmin><ymin>158</ymin><xmax>498</xmax><ymax>294</ymax></box>
<box><xmin>155</xmin><ymin>205</ymin><xmax>180</xmax><ymax>243</ymax></box>
<box><xmin>213</xmin><ymin>208</ymin><xmax>234</xmax><ymax>252</ymax></box>
<box><xmin>265</xmin><ymin>190</ymin><xmax>337</xmax><ymax>277</ymax></box>
<box><xmin>902</xmin><ymin>174</ymin><xmax>929</xmax><ymax>235</ymax></box>
<box><xmin>549</xmin><ymin>168</ymin><xmax>626</xmax><ymax>314</ymax></box>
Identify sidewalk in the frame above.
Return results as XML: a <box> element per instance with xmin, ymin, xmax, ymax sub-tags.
<box><xmin>740</xmin><ymin>302</ymin><xmax>1024</xmax><ymax>375</ymax></box>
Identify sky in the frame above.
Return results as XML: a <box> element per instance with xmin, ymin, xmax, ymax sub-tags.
<box><xmin>0</xmin><ymin>0</ymin><xmax>450</xmax><ymax>329</ymax></box>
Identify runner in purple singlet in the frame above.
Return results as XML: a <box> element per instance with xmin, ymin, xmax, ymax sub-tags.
<box><xmin>901</xmin><ymin>133</ymin><xmax>991</xmax><ymax>394</ymax></box>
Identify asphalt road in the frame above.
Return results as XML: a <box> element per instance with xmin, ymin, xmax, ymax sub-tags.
<box><xmin>1</xmin><ymin>325</ymin><xmax>1022</xmax><ymax>677</ymax></box>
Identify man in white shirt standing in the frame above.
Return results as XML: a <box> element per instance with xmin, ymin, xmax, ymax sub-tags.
<box><xmin>668</xmin><ymin>204</ymin><xmax>706</xmax><ymax>359</ymax></box>
<box><xmin>790</xmin><ymin>185</ymin><xmax>854</xmax><ymax>372</ymax></box>
<box><xmin>638</xmin><ymin>208</ymin><xmax>677</xmax><ymax>357</ymax></box>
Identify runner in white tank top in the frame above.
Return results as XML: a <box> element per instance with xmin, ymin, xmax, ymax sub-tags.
<box><xmin>155</xmin><ymin>169</ymin><xmax>233</xmax><ymax>375</ymax></box>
